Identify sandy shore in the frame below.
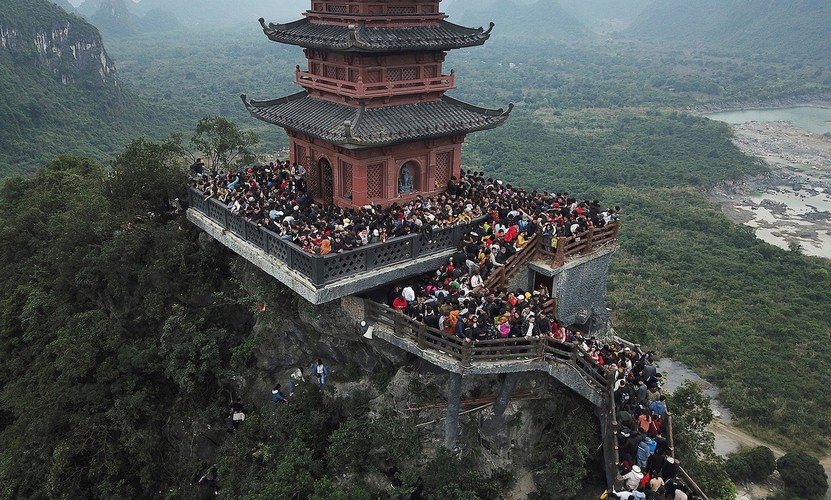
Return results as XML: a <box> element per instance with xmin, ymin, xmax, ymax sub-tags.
<box><xmin>709</xmin><ymin>120</ymin><xmax>831</xmax><ymax>259</ymax></box>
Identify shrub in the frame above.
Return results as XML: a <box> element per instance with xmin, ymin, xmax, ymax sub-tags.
<box><xmin>725</xmin><ymin>446</ymin><xmax>776</xmax><ymax>482</ymax></box>
<box><xmin>777</xmin><ymin>452</ymin><xmax>828</xmax><ymax>499</ymax></box>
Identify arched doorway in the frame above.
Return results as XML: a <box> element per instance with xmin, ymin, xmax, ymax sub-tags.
<box><xmin>397</xmin><ymin>161</ymin><xmax>420</xmax><ymax>195</ymax></box>
<box><xmin>317</xmin><ymin>157</ymin><xmax>333</xmax><ymax>205</ymax></box>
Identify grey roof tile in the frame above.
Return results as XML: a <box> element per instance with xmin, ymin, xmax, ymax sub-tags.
<box><xmin>241</xmin><ymin>91</ymin><xmax>512</xmax><ymax>149</ymax></box>
<box><xmin>258</xmin><ymin>18</ymin><xmax>494</xmax><ymax>52</ymax></box>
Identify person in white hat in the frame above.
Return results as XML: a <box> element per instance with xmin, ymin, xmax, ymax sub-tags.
<box><xmin>622</xmin><ymin>464</ymin><xmax>644</xmax><ymax>491</ymax></box>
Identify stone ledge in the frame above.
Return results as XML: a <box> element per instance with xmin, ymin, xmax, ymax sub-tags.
<box><xmin>188</xmin><ymin>209</ymin><xmax>455</xmax><ymax>304</ymax></box>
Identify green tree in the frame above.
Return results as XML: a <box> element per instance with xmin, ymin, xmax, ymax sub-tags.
<box><xmin>725</xmin><ymin>446</ymin><xmax>776</xmax><ymax>483</ymax></box>
<box><xmin>777</xmin><ymin>452</ymin><xmax>828</xmax><ymax>499</ymax></box>
<box><xmin>189</xmin><ymin>116</ymin><xmax>259</xmax><ymax>171</ymax></box>
<box><xmin>667</xmin><ymin>382</ymin><xmax>736</xmax><ymax>499</ymax></box>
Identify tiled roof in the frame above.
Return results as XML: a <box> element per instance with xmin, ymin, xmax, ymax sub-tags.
<box><xmin>258</xmin><ymin>17</ymin><xmax>494</xmax><ymax>52</ymax></box>
<box><xmin>241</xmin><ymin>91</ymin><xmax>512</xmax><ymax>148</ymax></box>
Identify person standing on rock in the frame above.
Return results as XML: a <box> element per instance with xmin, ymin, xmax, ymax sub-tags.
<box><xmin>311</xmin><ymin>359</ymin><xmax>331</xmax><ymax>387</ymax></box>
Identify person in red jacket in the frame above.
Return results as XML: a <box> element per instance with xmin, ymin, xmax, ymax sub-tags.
<box><xmin>392</xmin><ymin>294</ymin><xmax>408</xmax><ymax>312</ymax></box>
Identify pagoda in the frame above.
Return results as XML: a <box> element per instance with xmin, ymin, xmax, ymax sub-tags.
<box><xmin>242</xmin><ymin>0</ymin><xmax>512</xmax><ymax>208</ymax></box>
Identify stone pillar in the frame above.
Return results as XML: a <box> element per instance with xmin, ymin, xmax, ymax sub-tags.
<box><xmin>444</xmin><ymin>371</ymin><xmax>463</xmax><ymax>450</ymax></box>
<box><xmin>492</xmin><ymin>372</ymin><xmax>520</xmax><ymax>418</ymax></box>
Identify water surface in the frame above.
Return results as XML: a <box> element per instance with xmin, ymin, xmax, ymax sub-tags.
<box><xmin>704</xmin><ymin>106</ymin><xmax>831</xmax><ymax>134</ymax></box>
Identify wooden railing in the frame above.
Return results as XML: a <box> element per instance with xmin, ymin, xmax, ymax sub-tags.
<box><xmin>188</xmin><ymin>187</ymin><xmax>480</xmax><ymax>287</ymax></box>
<box><xmin>365</xmin><ymin>301</ymin><xmax>610</xmax><ymax>392</ymax></box>
<box><xmin>540</xmin><ymin>221</ymin><xmax>621</xmax><ymax>267</ymax></box>
<box><xmin>366</xmin><ymin>300</ymin><xmax>621</xmax><ymax>486</ymax></box>
<box><xmin>483</xmin><ymin>232</ymin><xmax>541</xmax><ymax>290</ymax></box>
<box><xmin>296</xmin><ymin>68</ymin><xmax>455</xmax><ymax>99</ymax></box>
<box><xmin>665</xmin><ymin>413</ymin><xmax>711</xmax><ymax>500</ymax></box>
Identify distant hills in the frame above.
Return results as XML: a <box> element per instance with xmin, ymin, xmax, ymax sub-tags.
<box><xmin>74</xmin><ymin>0</ymin><xmax>180</xmax><ymax>37</ymax></box>
<box><xmin>130</xmin><ymin>0</ymin><xmax>309</xmax><ymax>25</ymax></box>
<box><xmin>0</xmin><ymin>0</ymin><xmax>151</xmax><ymax>174</ymax></box>
<box><xmin>556</xmin><ymin>0</ymin><xmax>652</xmax><ymax>31</ymax></box>
<box><xmin>444</xmin><ymin>0</ymin><xmax>594</xmax><ymax>42</ymax></box>
<box><xmin>628</xmin><ymin>0</ymin><xmax>831</xmax><ymax>64</ymax></box>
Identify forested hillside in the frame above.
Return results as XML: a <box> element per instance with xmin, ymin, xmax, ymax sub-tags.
<box><xmin>0</xmin><ymin>0</ymin><xmax>154</xmax><ymax>175</ymax></box>
<box><xmin>628</xmin><ymin>0</ymin><xmax>831</xmax><ymax>65</ymax></box>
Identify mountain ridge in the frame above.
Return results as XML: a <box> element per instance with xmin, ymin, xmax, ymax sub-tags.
<box><xmin>627</xmin><ymin>0</ymin><xmax>831</xmax><ymax>64</ymax></box>
<box><xmin>0</xmin><ymin>0</ymin><xmax>150</xmax><ymax>175</ymax></box>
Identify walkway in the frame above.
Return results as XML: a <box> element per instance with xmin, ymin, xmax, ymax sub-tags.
<box><xmin>365</xmin><ymin>301</ymin><xmax>709</xmax><ymax>498</ymax></box>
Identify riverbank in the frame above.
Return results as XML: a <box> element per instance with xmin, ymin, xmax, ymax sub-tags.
<box><xmin>708</xmin><ymin>120</ymin><xmax>831</xmax><ymax>259</ymax></box>
<box><xmin>691</xmin><ymin>95</ymin><xmax>831</xmax><ymax>114</ymax></box>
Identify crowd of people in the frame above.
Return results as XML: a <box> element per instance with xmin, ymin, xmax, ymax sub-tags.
<box><xmin>192</xmin><ymin>158</ymin><xmax>699</xmax><ymax>497</ymax></box>
<box><xmin>608</xmin><ymin>353</ymin><xmax>692</xmax><ymax>500</ymax></box>
<box><xmin>190</xmin><ymin>159</ymin><xmax>621</xmax><ymax>256</ymax></box>
<box><xmin>387</xmin><ymin>280</ymin><xmax>693</xmax><ymax>498</ymax></box>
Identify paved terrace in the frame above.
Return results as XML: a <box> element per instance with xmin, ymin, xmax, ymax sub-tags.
<box><xmin>187</xmin><ymin>187</ymin><xmax>621</xmax><ymax>304</ymax></box>
<box><xmin>364</xmin><ymin>301</ymin><xmax>710</xmax><ymax>498</ymax></box>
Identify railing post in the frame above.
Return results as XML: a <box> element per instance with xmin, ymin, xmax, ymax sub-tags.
<box><xmin>312</xmin><ymin>255</ymin><xmax>326</xmax><ymax>287</ymax></box>
<box><xmin>584</xmin><ymin>226</ymin><xmax>595</xmax><ymax>254</ymax></box>
<box><xmin>536</xmin><ymin>335</ymin><xmax>546</xmax><ymax>357</ymax></box>
<box><xmin>417</xmin><ymin>323</ymin><xmax>427</xmax><ymax>349</ymax></box>
<box><xmin>462</xmin><ymin>341</ymin><xmax>472</xmax><ymax>366</ymax></box>
<box><xmin>555</xmin><ymin>237</ymin><xmax>566</xmax><ymax>266</ymax></box>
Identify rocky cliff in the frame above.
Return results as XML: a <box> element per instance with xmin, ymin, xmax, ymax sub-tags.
<box><xmin>0</xmin><ymin>0</ymin><xmax>151</xmax><ymax>175</ymax></box>
<box><xmin>0</xmin><ymin>0</ymin><xmax>118</xmax><ymax>87</ymax></box>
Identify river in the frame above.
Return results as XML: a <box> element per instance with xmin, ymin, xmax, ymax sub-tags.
<box><xmin>704</xmin><ymin>106</ymin><xmax>831</xmax><ymax>135</ymax></box>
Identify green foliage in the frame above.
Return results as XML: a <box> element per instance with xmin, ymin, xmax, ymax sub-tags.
<box><xmin>398</xmin><ymin>448</ymin><xmax>513</xmax><ymax>500</ymax></box>
<box><xmin>529</xmin><ymin>401</ymin><xmax>601</xmax><ymax>498</ymax></box>
<box><xmin>190</xmin><ymin>116</ymin><xmax>260</xmax><ymax>170</ymax></box>
<box><xmin>0</xmin><ymin>147</ymin><xmax>252</xmax><ymax>498</ymax></box>
<box><xmin>464</xmin><ymin>108</ymin><xmax>763</xmax><ymax>194</ymax></box>
<box><xmin>628</xmin><ymin>0</ymin><xmax>831</xmax><ymax>66</ymax></box>
<box><xmin>604</xmin><ymin>186</ymin><xmax>831</xmax><ymax>451</ymax></box>
<box><xmin>659</xmin><ymin>382</ymin><xmax>736</xmax><ymax>498</ymax></box>
<box><xmin>725</xmin><ymin>446</ymin><xmax>776</xmax><ymax>483</ymax></box>
<box><xmin>777</xmin><ymin>452</ymin><xmax>829</xmax><ymax>499</ymax></box>
<box><xmin>0</xmin><ymin>0</ymin><xmax>167</xmax><ymax>177</ymax></box>
<box><xmin>326</xmin><ymin>415</ymin><xmax>420</xmax><ymax>474</ymax></box>
<box><xmin>666</xmin><ymin>382</ymin><xmax>715</xmax><ymax>460</ymax></box>
<box><xmin>215</xmin><ymin>388</ymin><xmax>513</xmax><ymax>499</ymax></box>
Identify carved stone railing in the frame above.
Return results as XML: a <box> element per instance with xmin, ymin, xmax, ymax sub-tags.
<box><xmin>188</xmin><ymin>187</ymin><xmax>478</xmax><ymax>287</ymax></box>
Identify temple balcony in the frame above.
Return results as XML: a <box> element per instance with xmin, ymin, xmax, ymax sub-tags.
<box><xmin>296</xmin><ymin>67</ymin><xmax>455</xmax><ymax>102</ymax></box>
<box><xmin>187</xmin><ymin>187</ymin><xmax>480</xmax><ymax>304</ymax></box>
<box><xmin>187</xmin><ymin>187</ymin><xmax>621</xmax><ymax>308</ymax></box>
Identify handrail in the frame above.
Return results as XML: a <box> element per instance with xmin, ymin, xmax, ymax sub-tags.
<box><xmin>665</xmin><ymin>413</ymin><xmax>710</xmax><ymax>500</ymax></box>
<box><xmin>540</xmin><ymin>221</ymin><xmax>621</xmax><ymax>266</ymax></box>
<box><xmin>365</xmin><ymin>301</ymin><xmax>611</xmax><ymax>392</ymax></box>
<box><xmin>366</xmin><ymin>300</ymin><xmax>634</xmax><ymax>490</ymax></box>
<box><xmin>483</xmin><ymin>233</ymin><xmax>541</xmax><ymax>290</ymax></box>
<box><xmin>188</xmin><ymin>187</ymin><xmax>480</xmax><ymax>287</ymax></box>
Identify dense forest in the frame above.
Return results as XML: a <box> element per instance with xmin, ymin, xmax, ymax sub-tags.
<box><xmin>3</xmin><ymin>0</ymin><xmax>831</xmax><ymax>497</ymax></box>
